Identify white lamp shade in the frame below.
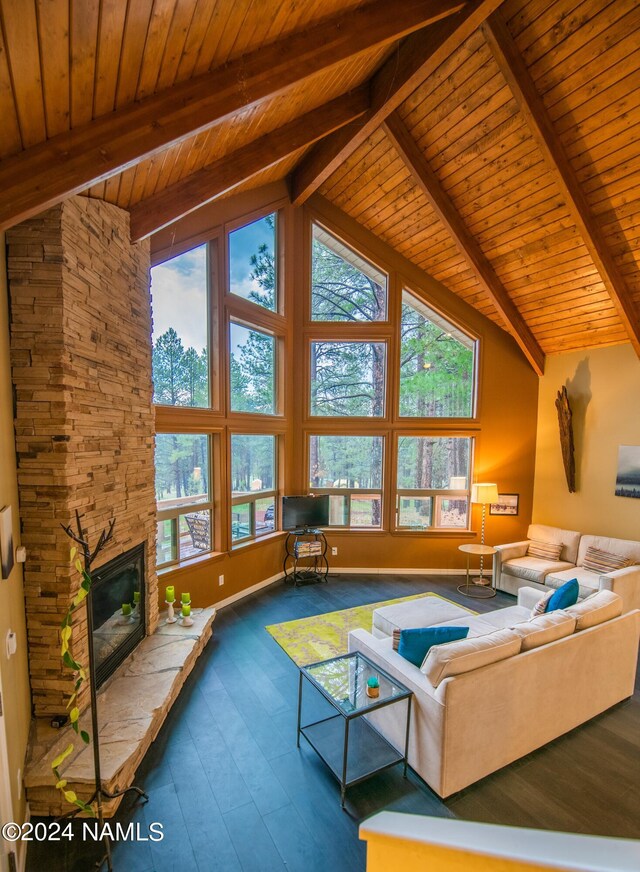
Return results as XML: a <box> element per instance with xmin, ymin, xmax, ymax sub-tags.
<box><xmin>471</xmin><ymin>483</ymin><xmax>499</xmax><ymax>505</ymax></box>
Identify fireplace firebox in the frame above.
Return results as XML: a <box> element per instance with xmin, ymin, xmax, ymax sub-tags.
<box><xmin>91</xmin><ymin>543</ymin><xmax>146</xmax><ymax>689</ymax></box>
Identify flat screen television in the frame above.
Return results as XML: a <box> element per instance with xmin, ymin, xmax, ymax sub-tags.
<box><xmin>282</xmin><ymin>495</ymin><xmax>329</xmax><ymax>531</ymax></box>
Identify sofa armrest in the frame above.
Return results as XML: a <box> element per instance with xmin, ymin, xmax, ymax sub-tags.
<box><xmin>598</xmin><ymin>565</ymin><xmax>640</xmax><ymax>613</ymax></box>
<box><xmin>494</xmin><ymin>541</ymin><xmax>529</xmax><ymax>562</ymax></box>
<box><xmin>517</xmin><ymin>586</ymin><xmax>547</xmax><ymax>610</ymax></box>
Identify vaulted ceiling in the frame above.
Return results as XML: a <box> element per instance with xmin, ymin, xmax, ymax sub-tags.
<box><xmin>0</xmin><ymin>0</ymin><xmax>638</xmax><ymax>370</ymax></box>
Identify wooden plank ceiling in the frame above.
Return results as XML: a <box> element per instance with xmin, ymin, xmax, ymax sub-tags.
<box><xmin>0</xmin><ymin>0</ymin><xmax>638</xmax><ymax>361</ymax></box>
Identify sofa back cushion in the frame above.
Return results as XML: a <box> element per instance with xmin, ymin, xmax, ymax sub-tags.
<box><xmin>527</xmin><ymin>524</ymin><xmax>581</xmax><ymax>564</ymax></box>
<box><xmin>421</xmin><ymin>628</ymin><xmax>521</xmax><ymax>687</ymax></box>
<box><xmin>564</xmin><ymin>590</ymin><xmax>622</xmax><ymax>630</ymax></box>
<box><xmin>511</xmin><ymin>610</ymin><xmax>576</xmax><ymax>651</ymax></box>
<box><xmin>577</xmin><ymin>535</ymin><xmax>640</xmax><ymax>568</ymax></box>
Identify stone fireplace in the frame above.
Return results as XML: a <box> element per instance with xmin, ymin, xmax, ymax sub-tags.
<box><xmin>7</xmin><ymin>196</ymin><xmax>157</xmax><ymax>718</ymax></box>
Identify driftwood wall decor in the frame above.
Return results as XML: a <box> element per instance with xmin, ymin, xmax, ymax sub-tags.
<box><xmin>555</xmin><ymin>386</ymin><xmax>576</xmax><ymax>493</ymax></box>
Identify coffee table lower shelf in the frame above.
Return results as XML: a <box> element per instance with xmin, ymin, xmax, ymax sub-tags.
<box><xmin>300</xmin><ymin>714</ymin><xmax>405</xmax><ymax>803</ymax></box>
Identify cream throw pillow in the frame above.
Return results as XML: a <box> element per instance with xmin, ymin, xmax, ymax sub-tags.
<box><xmin>531</xmin><ymin>589</ymin><xmax>553</xmax><ymax>617</ymax></box>
<box><xmin>582</xmin><ymin>546</ymin><xmax>632</xmax><ymax>573</ymax></box>
<box><xmin>564</xmin><ymin>590</ymin><xmax>622</xmax><ymax>630</ymax></box>
<box><xmin>421</xmin><ymin>628</ymin><xmax>521</xmax><ymax>687</ymax></box>
<box><xmin>511</xmin><ymin>610</ymin><xmax>576</xmax><ymax>651</ymax></box>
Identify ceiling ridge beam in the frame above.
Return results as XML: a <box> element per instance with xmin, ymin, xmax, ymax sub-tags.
<box><xmin>0</xmin><ymin>0</ymin><xmax>464</xmax><ymax>232</ymax></box>
<box><xmin>129</xmin><ymin>89</ymin><xmax>370</xmax><ymax>241</ymax></box>
<box><xmin>383</xmin><ymin>111</ymin><xmax>545</xmax><ymax>375</ymax></box>
<box><xmin>290</xmin><ymin>0</ymin><xmax>504</xmax><ymax>206</ymax></box>
<box><xmin>483</xmin><ymin>9</ymin><xmax>640</xmax><ymax>357</ymax></box>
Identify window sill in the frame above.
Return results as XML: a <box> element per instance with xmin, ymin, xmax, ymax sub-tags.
<box><xmin>325</xmin><ymin>529</ymin><xmax>477</xmax><ymax>538</ymax></box>
<box><xmin>231</xmin><ymin>530</ymin><xmax>286</xmax><ymax>552</ymax></box>
<box><xmin>158</xmin><ymin>550</ymin><xmax>226</xmax><ymax>577</ymax></box>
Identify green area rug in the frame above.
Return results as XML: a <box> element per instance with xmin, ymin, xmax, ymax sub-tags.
<box><xmin>265</xmin><ymin>592</ymin><xmax>475</xmax><ymax>666</ymax></box>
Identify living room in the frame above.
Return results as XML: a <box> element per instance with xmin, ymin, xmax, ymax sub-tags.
<box><xmin>0</xmin><ymin>1</ymin><xmax>639</xmax><ymax>871</ymax></box>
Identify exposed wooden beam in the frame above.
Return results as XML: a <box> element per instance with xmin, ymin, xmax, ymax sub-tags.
<box><xmin>0</xmin><ymin>0</ymin><xmax>465</xmax><ymax>233</ymax></box>
<box><xmin>483</xmin><ymin>10</ymin><xmax>640</xmax><ymax>357</ymax></box>
<box><xmin>383</xmin><ymin>111</ymin><xmax>545</xmax><ymax>375</ymax></box>
<box><xmin>130</xmin><ymin>89</ymin><xmax>369</xmax><ymax>241</ymax></box>
<box><xmin>290</xmin><ymin>0</ymin><xmax>504</xmax><ymax>205</ymax></box>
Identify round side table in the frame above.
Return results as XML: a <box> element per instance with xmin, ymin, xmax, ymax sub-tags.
<box><xmin>457</xmin><ymin>544</ymin><xmax>497</xmax><ymax>598</ymax></box>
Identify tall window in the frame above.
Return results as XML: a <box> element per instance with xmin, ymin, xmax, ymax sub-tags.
<box><xmin>309</xmin><ymin>435</ymin><xmax>384</xmax><ymax>528</ymax></box>
<box><xmin>396</xmin><ymin>436</ymin><xmax>472</xmax><ymax>530</ymax></box>
<box><xmin>155</xmin><ymin>434</ymin><xmax>212</xmax><ymax>566</ymax></box>
<box><xmin>399</xmin><ymin>291</ymin><xmax>475</xmax><ymax>418</ymax></box>
<box><xmin>310</xmin><ymin>341</ymin><xmax>386</xmax><ymax>417</ymax></box>
<box><xmin>151</xmin><ymin>245</ymin><xmax>209</xmax><ymax>408</ymax></box>
<box><xmin>229</xmin><ymin>213</ymin><xmax>277</xmax><ymax>311</ymax></box>
<box><xmin>311</xmin><ymin>224</ymin><xmax>387</xmax><ymax>321</ymax></box>
<box><xmin>229</xmin><ymin>322</ymin><xmax>276</xmax><ymax>414</ymax></box>
<box><xmin>231</xmin><ymin>434</ymin><xmax>277</xmax><ymax>543</ymax></box>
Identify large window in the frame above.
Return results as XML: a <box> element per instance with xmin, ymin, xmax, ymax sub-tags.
<box><xmin>230</xmin><ymin>322</ymin><xmax>276</xmax><ymax>414</ymax></box>
<box><xmin>155</xmin><ymin>433</ymin><xmax>212</xmax><ymax>566</ymax></box>
<box><xmin>309</xmin><ymin>435</ymin><xmax>384</xmax><ymax>528</ymax></box>
<box><xmin>231</xmin><ymin>434</ymin><xmax>276</xmax><ymax>543</ymax></box>
<box><xmin>229</xmin><ymin>213</ymin><xmax>277</xmax><ymax>311</ymax></box>
<box><xmin>310</xmin><ymin>341</ymin><xmax>386</xmax><ymax>417</ymax></box>
<box><xmin>311</xmin><ymin>224</ymin><xmax>387</xmax><ymax>321</ymax></box>
<box><xmin>151</xmin><ymin>244</ymin><xmax>209</xmax><ymax>408</ymax></box>
<box><xmin>396</xmin><ymin>436</ymin><xmax>472</xmax><ymax>530</ymax></box>
<box><xmin>399</xmin><ymin>291</ymin><xmax>475</xmax><ymax>418</ymax></box>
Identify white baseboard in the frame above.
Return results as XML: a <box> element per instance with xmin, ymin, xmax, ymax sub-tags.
<box><xmin>328</xmin><ymin>566</ymin><xmax>492</xmax><ymax>577</ymax></box>
<box><xmin>214</xmin><ymin>566</ymin><xmax>492</xmax><ymax>610</ymax></box>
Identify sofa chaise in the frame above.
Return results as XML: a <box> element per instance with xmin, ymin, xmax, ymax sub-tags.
<box><xmin>493</xmin><ymin>524</ymin><xmax>640</xmax><ymax>612</ymax></box>
<box><xmin>348</xmin><ymin>588</ymin><xmax>639</xmax><ymax>798</ymax></box>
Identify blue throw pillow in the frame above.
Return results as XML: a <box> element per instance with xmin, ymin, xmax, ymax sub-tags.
<box><xmin>397</xmin><ymin>626</ymin><xmax>469</xmax><ymax>668</ymax></box>
<box><xmin>545</xmin><ymin>578</ymin><xmax>579</xmax><ymax>612</ymax></box>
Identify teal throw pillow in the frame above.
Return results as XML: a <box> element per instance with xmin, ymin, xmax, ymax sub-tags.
<box><xmin>545</xmin><ymin>578</ymin><xmax>579</xmax><ymax>612</ymax></box>
<box><xmin>397</xmin><ymin>626</ymin><xmax>469</xmax><ymax>668</ymax></box>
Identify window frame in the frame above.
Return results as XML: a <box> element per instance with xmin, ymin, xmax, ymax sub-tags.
<box><xmin>394</xmin><ymin>434</ymin><xmax>475</xmax><ymax>532</ymax></box>
<box><xmin>306</xmin><ymin>433</ymin><xmax>385</xmax><ymax>530</ymax></box>
<box><xmin>230</xmin><ymin>432</ymin><xmax>279</xmax><ymax>546</ymax></box>
<box><xmin>155</xmin><ymin>432</ymin><xmax>214</xmax><ymax>568</ymax></box>
<box><xmin>398</xmin><ymin>286</ymin><xmax>478</xmax><ymax>421</ymax></box>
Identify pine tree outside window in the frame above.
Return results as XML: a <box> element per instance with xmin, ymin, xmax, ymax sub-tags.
<box><xmin>155</xmin><ymin>434</ymin><xmax>212</xmax><ymax>566</ymax></box>
<box><xmin>151</xmin><ymin>244</ymin><xmax>210</xmax><ymax>409</ymax></box>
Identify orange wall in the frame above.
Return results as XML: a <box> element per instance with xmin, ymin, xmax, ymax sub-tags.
<box><xmin>151</xmin><ymin>182</ymin><xmax>539</xmax><ymax>604</ymax></box>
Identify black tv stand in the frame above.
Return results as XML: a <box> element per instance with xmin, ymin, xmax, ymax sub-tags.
<box><xmin>283</xmin><ymin>528</ymin><xmax>329</xmax><ymax>586</ymax></box>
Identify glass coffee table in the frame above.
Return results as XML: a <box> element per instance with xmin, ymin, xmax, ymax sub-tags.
<box><xmin>297</xmin><ymin>651</ymin><xmax>412</xmax><ymax>807</ymax></box>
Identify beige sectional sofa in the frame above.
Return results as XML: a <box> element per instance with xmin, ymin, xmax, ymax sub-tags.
<box><xmin>348</xmin><ymin>588</ymin><xmax>639</xmax><ymax>798</ymax></box>
<box><xmin>493</xmin><ymin>524</ymin><xmax>640</xmax><ymax>612</ymax></box>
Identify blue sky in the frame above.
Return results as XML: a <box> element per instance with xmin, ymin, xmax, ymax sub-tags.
<box><xmin>150</xmin><ymin>214</ymin><xmax>275</xmax><ymax>350</ymax></box>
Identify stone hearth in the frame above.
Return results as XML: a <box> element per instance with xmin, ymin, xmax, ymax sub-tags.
<box><xmin>25</xmin><ymin>607</ymin><xmax>217</xmax><ymax>817</ymax></box>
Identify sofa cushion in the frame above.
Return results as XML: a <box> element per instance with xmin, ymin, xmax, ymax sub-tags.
<box><xmin>511</xmin><ymin>610</ymin><xmax>576</xmax><ymax>651</ymax></box>
<box><xmin>470</xmin><ymin>605</ymin><xmax>531</xmax><ymax>630</ymax></box>
<box><xmin>372</xmin><ymin>596</ymin><xmax>473</xmax><ymax>637</ymax></box>
<box><xmin>577</xmin><ymin>534</ymin><xmax>640</xmax><ymax>568</ymax></box>
<box><xmin>546</xmin><ymin>579</ymin><xmax>579</xmax><ymax>612</ymax></box>
<box><xmin>582</xmin><ymin>546</ymin><xmax>632</xmax><ymax>574</ymax></box>
<box><xmin>545</xmin><ymin>567</ymin><xmax>600</xmax><ymax>599</ymax></box>
<box><xmin>421</xmin><ymin>628</ymin><xmax>521</xmax><ymax>687</ymax></box>
<box><xmin>527</xmin><ymin>539</ymin><xmax>562</xmax><ymax>561</ymax></box>
<box><xmin>431</xmin><ymin>614</ymin><xmax>504</xmax><ymax>638</ymax></box>
<box><xmin>502</xmin><ymin>556</ymin><xmax>575</xmax><ymax>585</ymax></box>
<box><xmin>527</xmin><ymin>524</ymin><xmax>582</xmax><ymax>564</ymax></box>
<box><xmin>564</xmin><ymin>590</ymin><xmax>622</xmax><ymax>630</ymax></box>
<box><xmin>396</xmin><ymin>626</ymin><xmax>469</xmax><ymax>667</ymax></box>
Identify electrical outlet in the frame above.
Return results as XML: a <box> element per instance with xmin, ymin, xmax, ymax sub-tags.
<box><xmin>218</xmin><ymin>574</ymin><xmax>224</xmax><ymax>586</ymax></box>
<box><xmin>331</xmin><ymin>547</ymin><xmax>338</xmax><ymax>556</ymax></box>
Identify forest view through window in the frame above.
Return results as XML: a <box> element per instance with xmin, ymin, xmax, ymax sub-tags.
<box><xmin>396</xmin><ymin>436</ymin><xmax>471</xmax><ymax>529</ymax></box>
<box><xmin>400</xmin><ymin>291</ymin><xmax>474</xmax><ymax>417</ymax></box>
<box><xmin>151</xmin><ymin>245</ymin><xmax>209</xmax><ymax>408</ymax></box>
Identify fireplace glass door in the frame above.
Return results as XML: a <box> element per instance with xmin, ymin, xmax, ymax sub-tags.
<box><xmin>91</xmin><ymin>544</ymin><xmax>145</xmax><ymax>688</ymax></box>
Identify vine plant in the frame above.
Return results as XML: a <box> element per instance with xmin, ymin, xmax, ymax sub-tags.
<box><xmin>52</xmin><ymin>512</ymin><xmax>115</xmax><ymax>816</ymax></box>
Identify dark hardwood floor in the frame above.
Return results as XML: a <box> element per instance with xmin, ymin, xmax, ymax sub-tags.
<box><xmin>27</xmin><ymin>574</ymin><xmax>640</xmax><ymax>871</ymax></box>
